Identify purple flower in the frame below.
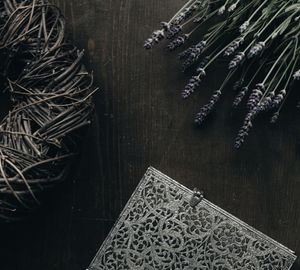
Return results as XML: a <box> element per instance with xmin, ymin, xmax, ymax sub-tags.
<box><xmin>193</xmin><ymin>16</ymin><xmax>206</xmax><ymax>23</ymax></box>
<box><xmin>180</xmin><ymin>41</ymin><xmax>207</xmax><ymax>71</ymax></box>
<box><xmin>233</xmin><ymin>78</ymin><xmax>245</xmax><ymax>91</ymax></box>
<box><xmin>196</xmin><ymin>56</ymin><xmax>210</xmax><ymax>72</ymax></box>
<box><xmin>229</xmin><ymin>52</ymin><xmax>245</xmax><ymax>69</ymax></box>
<box><xmin>257</xmin><ymin>92</ymin><xmax>275</xmax><ymax>111</ymax></box>
<box><xmin>172</xmin><ymin>2</ymin><xmax>202</xmax><ymax>25</ymax></box>
<box><xmin>167</xmin><ymin>34</ymin><xmax>189</xmax><ymax>51</ymax></box>
<box><xmin>247</xmin><ymin>41</ymin><xmax>265</xmax><ymax>58</ymax></box>
<box><xmin>270</xmin><ymin>112</ymin><xmax>279</xmax><ymax>124</ymax></box>
<box><xmin>195</xmin><ymin>90</ymin><xmax>222</xmax><ymax>125</ymax></box>
<box><xmin>293</xmin><ymin>69</ymin><xmax>300</xmax><ymax>80</ymax></box>
<box><xmin>235</xmin><ymin>106</ymin><xmax>260</xmax><ymax>148</ymax></box>
<box><xmin>166</xmin><ymin>25</ymin><xmax>182</xmax><ymax>39</ymax></box>
<box><xmin>218</xmin><ymin>5</ymin><xmax>226</xmax><ymax>15</ymax></box>
<box><xmin>239</xmin><ymin>20</ymin><xmax>249</xmax><ymax>33</ymax></box>
<box><xmin>144</xmin><ymin>29</ymin><xmax>165</xmax><ymax>49</ymax></box>
<box><xmin>272</xmin><ymin>89</ymin><xmax>286</xmax><ymax>108</ymax></box>
<box><xmin>247</xmin><ymin>84</ymin><xmax>264</xmax><ymax>110</ymax></box>
<box><xmin>160</xmin><ymin>21</ymin><xmax>170</xmax><ymax>31</ymax></box>
<box><xmin>235</xmin><ymin>121</ymin><xmax>253</xmax><ymax>148</ymax></box>
<box><xmin>233</xmin><ymin>86</ymin><xmax>249</xmax><ymax>108</ymax></box>
<box><xmin>224</xmin><ymin>38</ymin><xmax>244</xmax><ymax>56</ymax></box>
<box><xmin>179</xmin><ymin>40</ymin><xmax>206</xmax><ymax>59</ymax></box>
<box><xmin>197</xmin><ymin>68</ymin><xmax>206</xmax><ymax>77</ymax></box>
<box><xmin>228</xmin><ymin>2</ymin><xmax>239</xmax><ymax>12</ymax></box>
<box><xmin>182</xmin><ymin>75</ymin><xmax>202</xmax><ymax>99</ymax></box>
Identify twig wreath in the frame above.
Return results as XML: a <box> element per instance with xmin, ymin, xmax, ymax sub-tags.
<box><xmin>0</xmin><ymin>0</ymin><xmax>97</xmax><ymax>221</ymax></box>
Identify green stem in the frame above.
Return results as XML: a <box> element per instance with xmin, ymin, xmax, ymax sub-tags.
<box><xmin>247</xmin><ymin>0</ymin><xmax>268</xmax><ymax>23</ymax></box>
<box><xmin>262</xmin><ymin>40</ymin><xmax>293</xmax><ymax>84</ymax></box>
<box><xmin>255</xmin><ymin>1</ymin><xmax>291</xmax><ymax>38</ymax></box>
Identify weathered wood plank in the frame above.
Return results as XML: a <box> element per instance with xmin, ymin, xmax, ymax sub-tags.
<box><xmin>0</xmin><ymin>0</ymin><xmax>299</xmax><ymax>269</ymax></box>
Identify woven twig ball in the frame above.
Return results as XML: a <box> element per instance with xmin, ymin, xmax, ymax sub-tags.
<box><xmin>0</xmin><ymin>0</ymin><xmax>97</xmax><ymax>221</ymax></box>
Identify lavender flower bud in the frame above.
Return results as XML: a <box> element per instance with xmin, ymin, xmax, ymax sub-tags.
<box><xmin>235</xmin><ymin>121</ymin><xmax>253</xmax><ymax>149</ymax></box>
<box><xmin>247</xmin><ymin>41</ymin><xmax>265</xmax><ymax>58</ymax></box>
<box><xmin>293</xmin><ymin>69</ymin><xmax>300</xmax><ymax>80</ymax></box>
<box><xmin>178</xmin><ymin>47</ymin><xmax>194</xmax><ymax>60</ymax></box>
<box><xmin>195</xmin><ymin>90</ymin><xmax>222</xmax><ymax>125</ymax></box>
<box><xmin>166</xmin><ymin>25</ymin><xmax>182</xmax><ymax>39</ymax></box>
<box><xmin>196</xmin><ymin>56</ymin><xmax>210</xmax><ymax>72</ymax></box>
<box><xmin>218</xmin><ymin>5</ymin><xmax>226</xmax><ymax>15</ymax></box>
<box><xmin>224</xmin><ymin>38</ymin><xmax>244</xmax><ymax>56</ymax></box>
<box><xmin>197</xmin><ymin>68</ymin><xmax>206</xmax><ymax>77</ymax></box>
<box><xmin>270</xmin><ymin>112</ymin><xmax>279</xmax><ymax>124</ymax></box>
<box><xmin>193</xmin><ymin>16</ymin><xmax>206</xmax><ymax>23</ymax></box>
<box><xmin>245</xmin><ymin>108</ymin><xmax>260</xmax><ymax>122</ymax></box>
<box><xmin>144</xmin><ymin>29</ymin><xmax>165</xmax><ymax>49</ymax></box>
<box><xmin>239</xmin><ymin>20</ymin><xmax>249</xmax><ymax>33</ymax></box>
<box><xmin>160</xmin><ymin>22</ymin><xmax>170</xmax><ymax>31</ymax></box>
<box><xmin>196</xmin><ymin>40</ymin><xmax>207</xmax><ymax>49</ymax></box>
<box><xmin>233</xmin><ymin>78</ymin><xmax>244</xmax><ymax>91</ymax></box>
<box><xmin>172</xmin><ymin>12</ymin><xmax>186</xmax><ymax>25</ymax></box>
<box><xmin>233</xmin><ymin>86</ymin><xmax>248</xmax><ymax>108</ymax></box>
<box><xmin>228</xmin><ymin>1</ymin><xmax>239</xmax><ymax>12</ymax></box>
<box><xmin>257</xmin><ymin>92</ymin><xmax>275</xmax><ymax>111</ymax></box>
<box><xmin>272</xmin><ymin>89</ymin><xmax>286</xmax><ymax>108</ymax></box>
<box><xmin>182</xmin><ymin>76</ymin><xmax>201</xmax><ymax>99</ymax></box>
<box><xmin>180</xmin><ymin>41</ymin><xmax>207</xmax><ymax>71</ymax></box>
<box><xmin>247</xmin><ymin>84</ymin><xmax>264</xmax><ymax>110</ymax></box>
<box><xmin>167</xmin><ymin>34</ymin><xmax>189</xmax><ymax>51</ymax></box>
<box><xmin>229</xmin><ymin>52</ymin><xmax>245</xmax><ymax>69</ymax></box>
<box><xmin>235</xmin><ymin>105</ymin><xmax>260</xmax><ymax>149</ymax></box>
<box><xmin>172</xmin><ymin>2</ymin><xmax>201</xmax><ymax>26</ymax></box>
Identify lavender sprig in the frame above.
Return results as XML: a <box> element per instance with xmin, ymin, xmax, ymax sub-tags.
<box><xmin>166</xmin><ymin>25</ymin><xmax>182</xmax><ymax>39</ymax></box>
<box><xmin>233</xmin><ymin>78</ymin><xmax>245</xmax><ymax>91</ymax></box>
<box><xmin>239</xmin><ymin>20</ymin><xmax>249</xmax><ymax>33</ymax></box>
<box><xmin>272</xmin><ymin>89</ymin><xmax>286</xmax><ymax>108</ymax></box>
<box><xmin>218</xmin><ymin>5</ymin><xmax>226</xmax><ymax>15</ymax></box>
<box><xmin>172</xmin><ymin>2</ymin><xmax>202</xmax><ymax>26</ymax></box>
<box><xmin>167</xmin><ymin>34</ymin><xmax>189</xmax><ymax>51</ymax></box>
<box><xmin>235</xmin><ymin>105</ymin><xmax>261</xmax><ymax>148</ymax></box>
<box><xmin>196</xmin><ymin>56</ymin><xmax>210</xmax><ymax>72</ymax></box>
<box><xmin>182</xmin><ymin>75</ymin><xmax>202</xmax><ymax>99</ymax></box>
<box><xmin>270</xmin><ymin>112</ymin><xmax>279</xmax><ymax>124</ymax></box>
<box><xmin>235</xmin><ymin>120</ymin><xmax>252</xmax><ymax>149</ymax></box>
<box><xmin>179</xmin><ymin>40</ymin><xmax>207</xmax><ymax>71</ymax></box>
<box><xmin>144</xmin><ymin>30</ymin><xmax>165</xmax><ymax>49</ymax></box>
<box><xmin>229</xmin><ymin>52</ymin><xmax>245</xmax><ymax>69</ymax></box>
<box><xmin>293</xmin><ymin>69</ymin><xmax>300</xmax><ymax>80</ymax></box>
<box><xmin>195</xmin><ymin>90</ymin><xmax>222</xmax><ymax>125</ymax></box>
<box><xmin>257</xmin><ymin>92</ymin><xmax>275</xmax><ymax>111</ymax></box>
<box><xmin>247</xmin><ymin>42</ymin><xmax>265</xmax><ymax>58</ymax></box>
<box><xmin>233</xmin><ymin>86</ymin><xmax>248</xmax><ymax>107</ymax></box>
<box><xmin>224</xmin><ymin>38</ymin><xmax>244</xmax><ymax>57</ymax></box>
<box><xmin>228</xmin><ymin>1</ymin><xmax>239</xmax><ymax>12</ymax></box>
<box><xmin>247</xmin><ymin>84</ymin><xmax>264</xmax><ymax>110</ymax></box>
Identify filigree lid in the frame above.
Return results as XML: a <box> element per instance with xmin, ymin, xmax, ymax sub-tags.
<box><xmin>88</xmin><ymin>167</ymin><xmax>296</xmax><ymax>270</ymax></box>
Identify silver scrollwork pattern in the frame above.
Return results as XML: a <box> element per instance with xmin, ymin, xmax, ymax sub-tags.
<box><xmin>89</xmin><ymin>167</ymin><xmax>296</xmax><ymax>270</ymax></box>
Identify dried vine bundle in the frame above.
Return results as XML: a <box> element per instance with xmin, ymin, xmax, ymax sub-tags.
<box><xmin>0</xmin><ymin>0</ymin><xmax>97</xmax><ymax>221</ymax></box>
<box><xmin>145</xmin><ymin>0</ymin><xmax>300</xmax><ymax>148</ymax></box>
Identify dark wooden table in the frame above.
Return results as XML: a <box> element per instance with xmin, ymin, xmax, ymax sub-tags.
<box><xmin>1</xmin><ymin>1</ymin><xmax>300</xmax><ymax>269</ymax></box>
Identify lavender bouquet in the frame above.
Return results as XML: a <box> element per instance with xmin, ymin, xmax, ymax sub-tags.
<box><xmin>144</xmin><ymin>0</ymin><xmax>300</xmax><ymax>148</ymax></box>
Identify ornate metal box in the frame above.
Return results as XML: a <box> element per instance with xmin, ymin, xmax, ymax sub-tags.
<box><xmin>88</xmin><ymin>167</ymin><xmax>296</xmax><ymax>270</ymax></box>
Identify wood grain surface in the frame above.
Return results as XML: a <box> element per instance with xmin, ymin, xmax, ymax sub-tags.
<box><xmin>1</xmin><ymin>0</ymin><xmax>299</xmax><ymax>269</ymax></box>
